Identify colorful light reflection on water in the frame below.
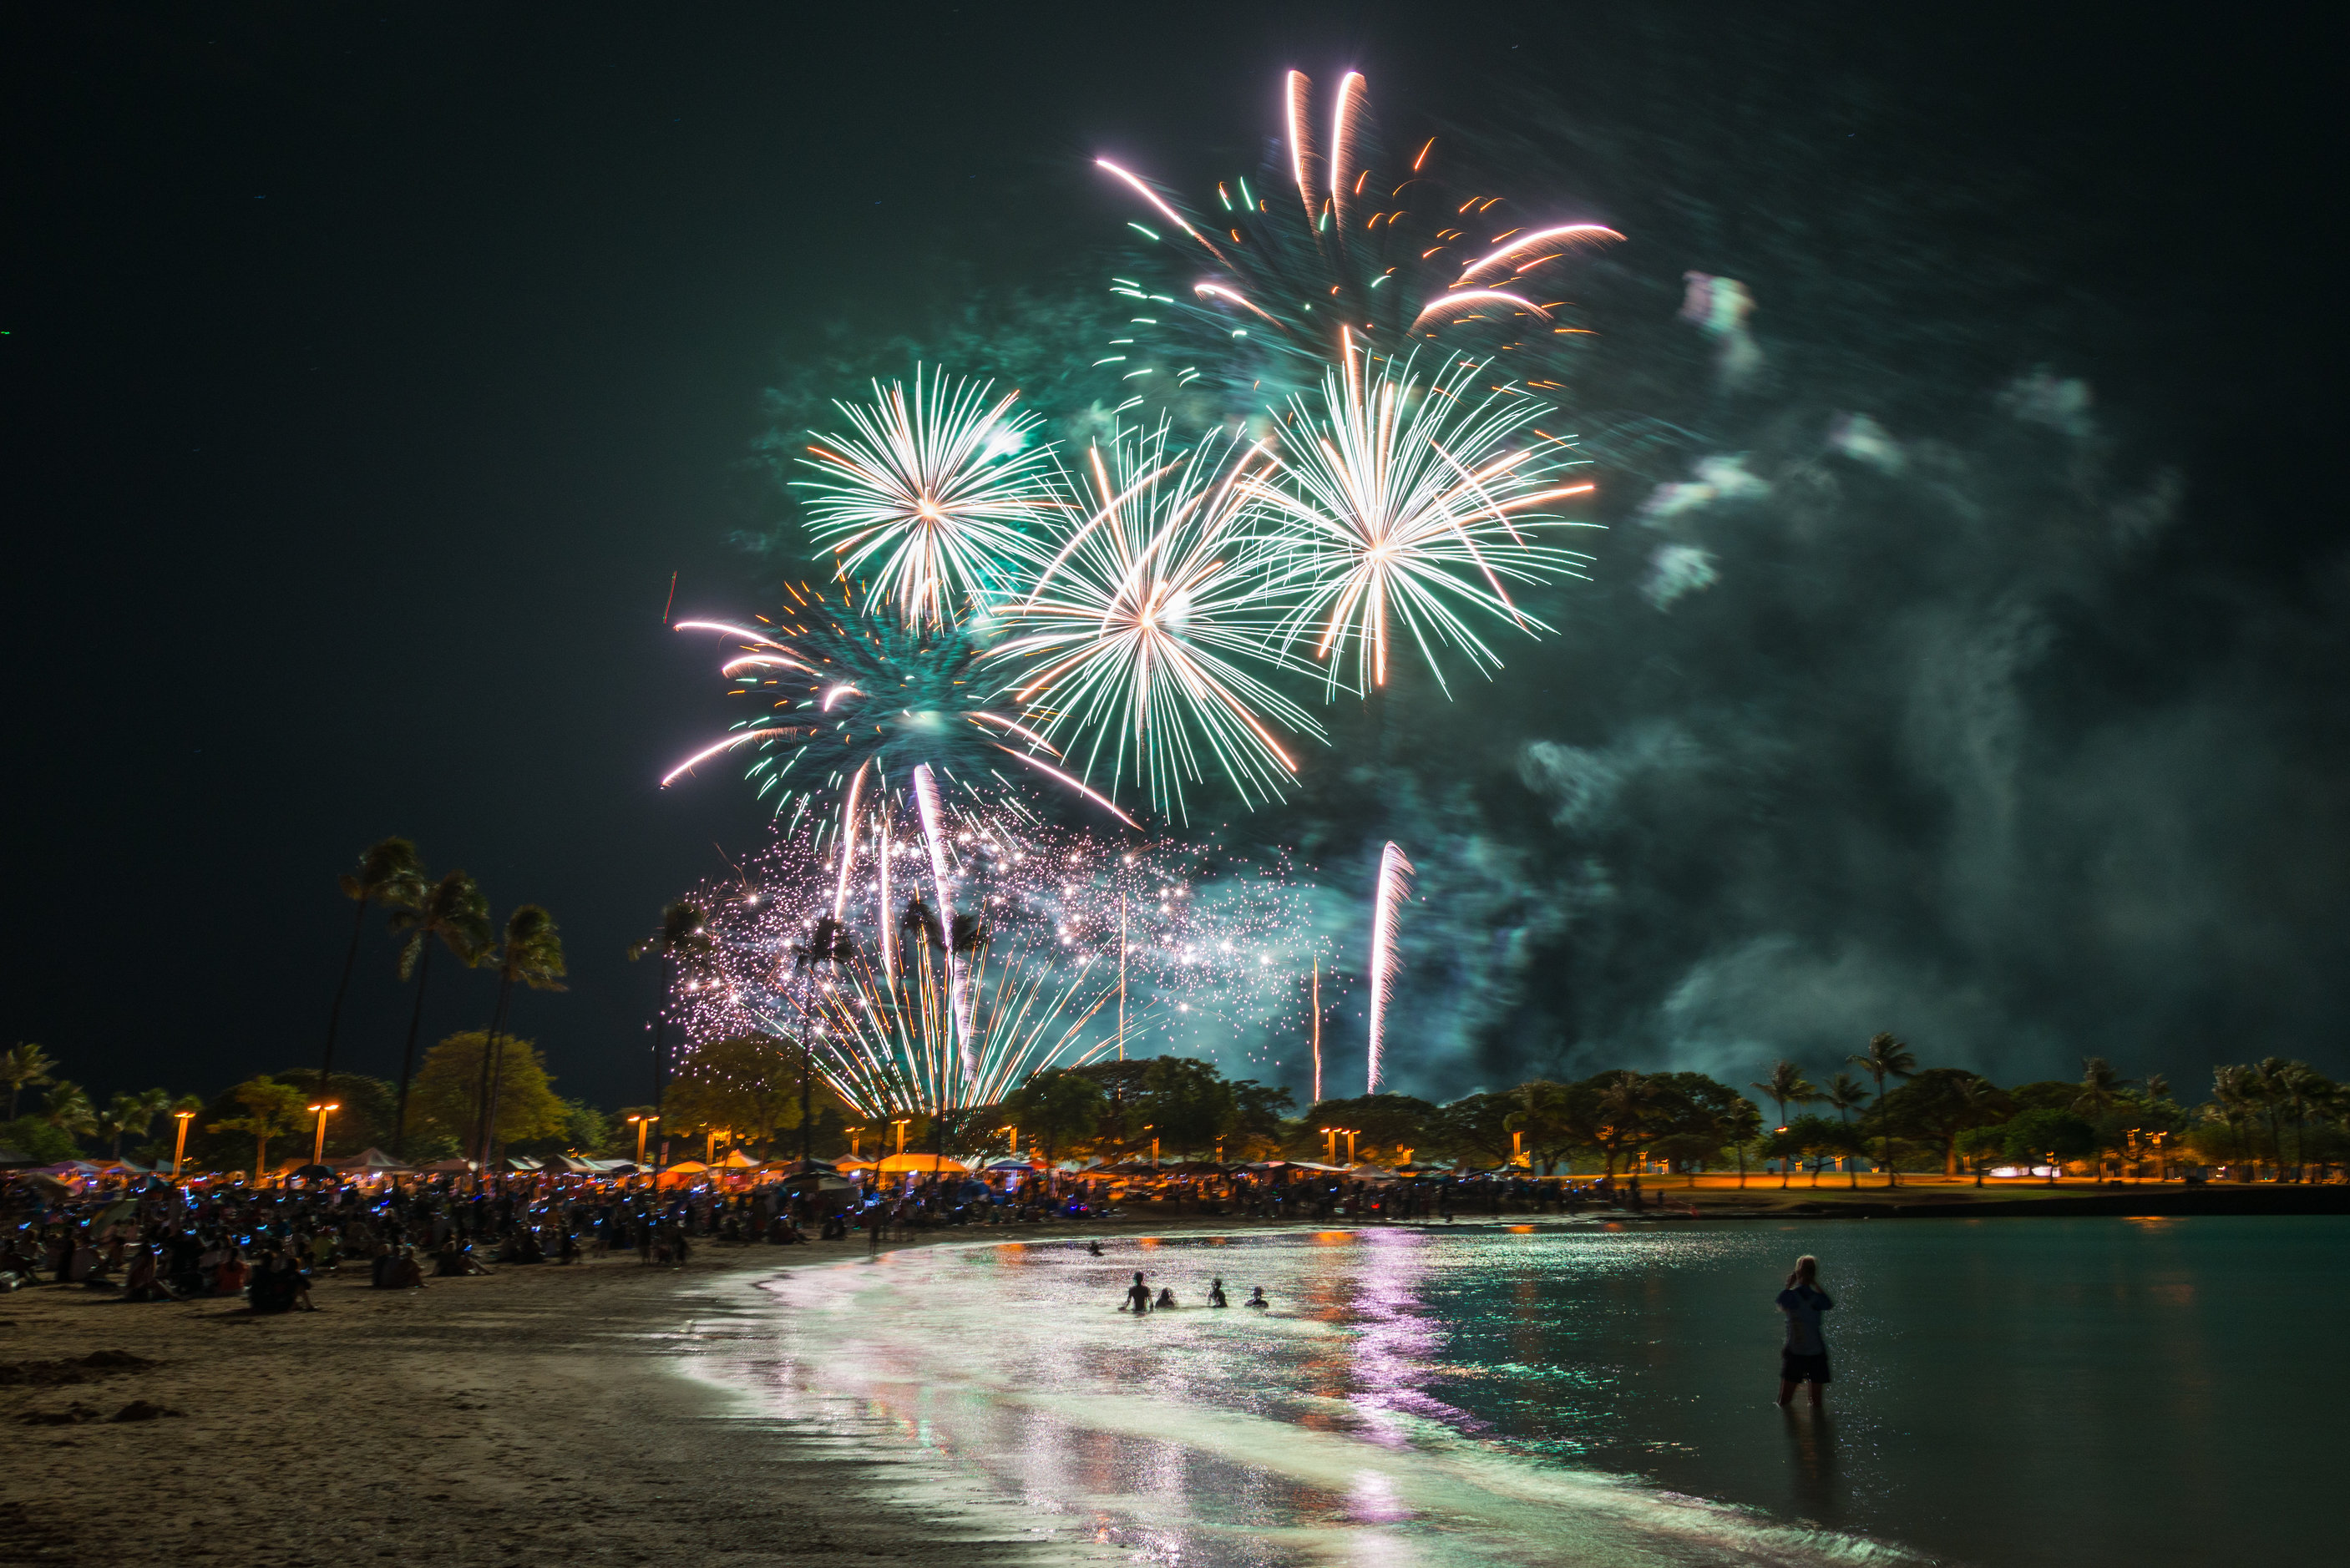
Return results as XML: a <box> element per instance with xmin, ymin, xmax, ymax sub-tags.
<box><xmin>695</xmin><ymin>1218</ymin><xmax>2347</xmax><ymax>1567</ymax></box>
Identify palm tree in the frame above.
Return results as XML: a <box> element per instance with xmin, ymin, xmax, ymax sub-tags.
<box><xmin>2251</xmin><ymin>1057</ymin><xmax>2295</xmax><ymax>1179</ymax></box>
<box><xmin>629</xmin><ymin>900</ymin><xmax>712</xmax><ymax>1125</ymax></box>
<box><xmin>2209</xmin><ymin>1065</ymin><xmax>2259</xmax><ymax>1177</ymax></box>
<box><xmin>474</xmin><ymin>906</ymin><xmax>568</xmax><ymax>1169</ymax></box>
<box><xmin>387</xmin><ymin>870</ymin><xmax>493</xmax><ymax>1156</ymax></box>
<box><xmin>1750</xmin><ymin>1061</ymin><xmax>1820</xmax><ymax>1189</ymax></box>
<box><xmin>1849</xmin><ymin>1033</ymin><xmax>1920</xmax><ymax>1186</ymax></box>
<box><xmin>322</xmin><ymin>838</ymin><xmax>426</xmax><ymax>1089</ymax></box>
<box><xmin>100</xmin><ymin>1087</ymin><xmax>171</xmax><ymax>1161</ymax></box>
<box><xmin>2276</xmin><ymin>1062</ymin><xmax>2329</xmax><ymax>1180</ymax></box>
<box><xmin>788</xmin><ymin>915</ymin><xmax>858</xmax><ymax>1165</ymax></box>
<box><xmin>2</xmin><ymin>1041</ymin><xmax>57</xmax><ymax>1120</ymax></box>
<box><xmin>1821</xmin><ymin>1073</ymin><xmax>1870</xmax><ymax>1188</ymax></box>
<box><xmin>38</xmin><ymin>1080</ymin><xmax>98</xmax><ymax>1145</ymax></box>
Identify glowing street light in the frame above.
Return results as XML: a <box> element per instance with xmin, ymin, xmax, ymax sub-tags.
<box><xmin>1000</xmin><ymin>1124</ymin><xmax>1018</xmax><ymax>1157</ymax></box>
<box><xmin>170</xmin><ymin>1109</ymin><xmax>195</xmax><ymax>1181</ymax></box>
<box><xmin>627</xmin><ymin>1113</ymin><xmax>659</xmax><ymax>1167</ymax></box>
<box><xmin>893</xmin><ymin>1118</ymin><xmax>911</xmax><ymax>1156</ymax></box>
<box><xmin>306</xmin><ymin>1102</ymin><xmax>340</xmax><ymax>1166</ymax></box>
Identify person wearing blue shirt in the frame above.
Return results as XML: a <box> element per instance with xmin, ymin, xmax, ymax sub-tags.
<box><xmin>1775</xmin><ymin>1253</ymin><xmax>1834</xmax><ymax>1407</ymax></box>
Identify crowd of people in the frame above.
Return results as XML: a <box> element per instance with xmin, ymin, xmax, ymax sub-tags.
<box><xmin>0</xmin><ymin>1159</ymin><xmax>1675</xmax><ymax>1313</ymax></box>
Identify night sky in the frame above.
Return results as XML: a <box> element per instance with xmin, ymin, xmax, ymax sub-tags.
<box><xmin>6</xmin><ymin>3</ymin><xmax>2340</xmax><ymax>1113</ymax></box>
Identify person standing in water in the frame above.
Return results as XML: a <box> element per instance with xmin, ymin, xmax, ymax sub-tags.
<box><xmin>1123</xmin><ymin>1272</ymin><xmax>1152</xmax><ymax>1313</ymax></box>
<box><xmin>1208</xmin><ymin>1277</ymin><xmax>1228</xmax><ymax>1308</ymax></box>
<box><xmin>1775</xmin><ymin>1254</ymin><xmax>1834</xmax><ymax>1407</ymax></box>
<box><xmin>1244</xmin><ymin>1286</ymin><xmax>1269</xmax><ymax>1309</ymax></box>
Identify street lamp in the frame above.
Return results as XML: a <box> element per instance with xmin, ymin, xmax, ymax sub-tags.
<box><xmin>1343</xmin><ymin>1129</ymin><xmax>1358</xmax><ymax>1166</ymax></box>
<box><xmin>170</xmin><ymin>1109</ymin><xmax>195</xmax><ymax>1181</ymax></box>
<box><xmin>628</xmin><ymin>1113</ymin><xmax>658</xmax><ymax>1167</ymax></box>
<box><xmin>306</xmin><ymin>1102</ymin><xmax>340</xmax><ymax>1166</ymax></box>
<box><xmin>1320</xmin><ymin>1125</ymin><xmax>1338</xmax><ymax>1164</ymax></box>
<box><xmin>1000</xmin><ymin>1124</ymin><xmax>1018</xmax><ymax>1157</ymax></box>
<box><xmin>892</xmin><ymin>1118</ymin><xmax>910</xmax><ymax>1156</ymax></box>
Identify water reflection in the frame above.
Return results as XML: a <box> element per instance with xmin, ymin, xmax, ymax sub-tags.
<box><xmin>691</xmin><ymin>1219</ymin><xmax>2347</xmax><ymax>1568</ymax></box>
<box><xmin>1779</xmin><ymin>1408</ymin><xmax>1841</xmax><ymax>1523</ymax></box>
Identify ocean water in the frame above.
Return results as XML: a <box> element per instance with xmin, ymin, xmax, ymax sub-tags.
<box><xmin>707</xmin><ymin>1217</ymin><xmax>2345</xmax><ymax>1566</ymax></box>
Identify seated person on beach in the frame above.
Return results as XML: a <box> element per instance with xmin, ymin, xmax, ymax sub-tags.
<box><xmin>1208</xmin><ymin>1277</ymin><xmax>1228</xmax><ymax>1308</ymax></box>
<box><xmin>214</xmin><ymin>1247</ymin><xmax>249</xmax><ymax>1298</ymax></box>
<box><xmin>393</xmin><ymin>1247</ymin><xmax>427</xmax><ymax>1290</ymax></box>
<box><xmin>1244</xmin><ymin>1287</ymin><xmax>1269</xmax><ymax>1309</ymax></box>
<box><xmin>1123</xmin><ymin>1272</ymin><xmax>1152</xmax><ymax>1313</ymax></box>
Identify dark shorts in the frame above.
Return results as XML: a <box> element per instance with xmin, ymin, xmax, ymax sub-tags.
<box><xmin>1780</xmin><ymin>1350</ymin><xmax>1832</xmax><ymax>1384</ymax></box>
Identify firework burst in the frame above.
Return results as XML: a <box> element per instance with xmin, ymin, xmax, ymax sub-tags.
<box><xmin>661</xmin><ymin>579</ymin><xmax>1136</xmax><ymax>837</ymax></box>
<box><xmin>1094</xmin><ymin>70</ymin><xmax>1622</xmax><ymax>412</ymax></box>
<box><xmin>990</xmin><ymin>422</ymin><xmax>1328</xmax><ymax>817</ymax></box>
<box><xmin>797</xmin><ymin>367</ymin><xmax>1056</xmax><ymax>627</ymax></box>
<box><xmin>1242</xmin><ymin>331</ymin><xmax>1598</xmax><ymax>694</ymax></box>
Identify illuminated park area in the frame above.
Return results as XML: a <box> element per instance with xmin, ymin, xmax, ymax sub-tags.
<box><xmin>3</xmin><ymin>11</ymin><xmax>2337</xmax><ymax>1567</ymax></box>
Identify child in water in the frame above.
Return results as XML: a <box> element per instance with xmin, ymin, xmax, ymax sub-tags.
<box><xmin>1244</xmin><ymin>1286</ymin><xmax>1269</xmax><ymax>1309</ymax></box>
<box><xmin>1208</xmin><ymin>1277</ymin><xmax>1228</xmax><ymax>1308</ymax></box>
<box><xmin>1155</xmin><ymin>1286</ymin><xmax>1178</xmax><ymax>1309</ymax></box>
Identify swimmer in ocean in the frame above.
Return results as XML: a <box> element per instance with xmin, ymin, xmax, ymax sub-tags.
<box><xmin>1123</xmin><ymin>1272</ymin><xmax>1152</xmax><ymax>1313</ymax></box>
<box><xmin>1087</xmin><ymin>1240</ymin><xmax>1105</xmax><ymax>1257</ymax></box>
<box><xmin>1208</xmin><ymin>1277</ymin><xmax>1228</xmax><ymax>1308</ymax></box>
<box><xmin>1156</xmin><ymin>1286</ymin><xmax>1178</xmax><ymax>1309</ymax></box>
<box><xmin>1245</xmin><ymin>1286</ymin><xmax>1269</xmax><ymax>1309</ymax></box>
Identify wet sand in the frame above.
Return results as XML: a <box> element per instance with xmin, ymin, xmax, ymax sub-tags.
<box><xmin>0</xmin><ymin>1231</ymin><xmax>1147</xmax><ymax>1568</ymax></box>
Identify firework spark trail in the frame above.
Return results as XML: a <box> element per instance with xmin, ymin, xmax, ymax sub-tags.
<box><xmin>1366</xmin><ymin>841</ymin><xmax>1414</xmax><ymax>1095</ymax></box>
<box><xmin>1242</xmin><ymin>331</ymin><xmax>1598</xmax><ymax>695</ymax></box>
<box><xmin>832</xmin><ymin>761</ymin><xmax>868</xmax><ymax>920</ymax></box>
<box><xmin>991</xmin><ymin>422</ymin><xmax>1328</xmax><ymax>816</ymax></box>
<box><xmin>797</xmin><ymin>368</ymin><xmax>1057</xmax><ymax>628</ymax></box>
<box><xmin>911</xmin><ymin>763</ymin><xmax>973</xmax><ymax>1075</ymax></box>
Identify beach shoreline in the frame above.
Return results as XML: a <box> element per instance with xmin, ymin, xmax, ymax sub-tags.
<box><xmin>5</xmin><ymin>1194</ymin><xmax>2337</xmax><ymax>1565</ymax></box>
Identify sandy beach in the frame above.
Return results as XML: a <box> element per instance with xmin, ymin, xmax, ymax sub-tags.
<box><xmin>0</xmin><ymin>1229</ymin><xmax>1145</xmax><ymax>1568</ymax></box>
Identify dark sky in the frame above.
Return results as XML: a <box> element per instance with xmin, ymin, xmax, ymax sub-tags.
<box><xmin>5</xmin><ymin>3</ymin><xmax>2339</xmax><ymax>1111</ymax></box>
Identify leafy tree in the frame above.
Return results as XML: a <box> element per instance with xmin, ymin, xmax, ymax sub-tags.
<box><xmin>1503</xmin><ymin>1080</ymin><xmax>1587</xmax><ymax>1174</ymax></box>
<box><xmin>2</xmin><ymin>1042</ymin><xmax>57</xmax><ymax>1120</ymax></box>
<box><xmin>1882</xmin><ymin>1068</ymin><xmax>2007</xmax><ymax>1179</ymax></box>
<box><xmin>1221</xmin><ymin>1080</ymin><xmax>1294</xmax><ymax>1161</ymax></box>
<box><xmin>387</xmin><ymin>869</ymin><xmax>493</xmax><ymax>1156</ymax></box>
<box><xmin>1750</xmin><ymin>1061</ymin><xmax>1821</xmax><ymax>1188</ymax></box>
<box><xmin>412</xmin><ymin>1032</ymin><xmax>566</xmax><ymax>1159</ymax></box>
<box><xmin>2007</xmin><ymin>1080</ymin><xmax>2084</xmax><ymax>1114</ymax></box>
<box><xmin>1138</xmin><ymin>1055</ymin><xmax>1237</xmax><ymax>1159</ymax></box>
<box><xmin>0</xmin><ymin>1116</ymin><xmax>79</xmax><ymax>1163</ymax></box>
<box><xmin>2000</xmin><ymin>1108</ymin><xmax>2098</xmax><ymax>1183</ymax></box>
<box><xmin>630</xmin><ymin>900</ymin><xmax>712</xmax><ymax>1111</ymax></box>
<box><xmin>1005</xmin><ymin>1068</ymin><xmax>1110</xmax><ymax>1167</ymax></box>
<box><xmin>1303</xmin><ymin>1092</ymin><xmax>1436</xmax><ymax>1165</ymax></box>
<box><xmin>510</xmin><ymin>1099</ymin><xmax>613</xmax><ymax>1160</ymax></box>
<box><xmin>662</xmin><ymin>1034</ymin><xmax>823</xmax><ymax>1151</ymax></box>
<box><xmin>210</xmin><ymin>1076</ymin><xmax>310</xmax><ymax>1181</ymax></box>
<box><xmin>322</xmin><ymin>838</ymin><xmax>426</xmax><ymax>1087</ymax></box>
<box><xmin>1646</xmin><ymin>1071</ymin><xmax>1747</xmax><ymax>1179</ymax></box>
<box><xmin>1848</xmin><ymin>1033</ymin><xmax>1920</xmax><ymax>1185</ymax></box>
<box><xmin>1427</xmin><ymin>1090</ymin><xmax>1518</xmax><ymax>1169</ymax></box>
<box><xmin>272</xmin><ymin>1070</ymin><xmax>398</xmax><ymax>1157</ymax></box>
<box><xmin>474</xmin><ymin>906</ymin><xmax>568</xmax><ymax>1164</ymax></box>
<box><xmin>2074</xmin><ymin>1057</ymin><xmax>2130</xmax><ymax>1120</ymax></box>
<box><xmin>1769</xmin><ymin>1115</ymin><xmax>1864</xmax><ymax>1187</ymax></box>
<box><xmin>1586</xmin><ymin>1070</ymin><xmax>1658</xmax><ymax>1178</ymax></box>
